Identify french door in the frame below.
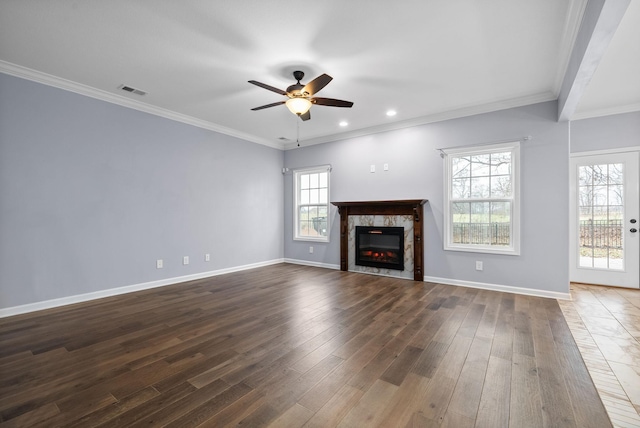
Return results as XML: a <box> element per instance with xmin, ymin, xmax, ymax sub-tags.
<box><xmin>570</xmin><ymin>151</ymin><xmax>639</xmax><ymax>288</ymax></box>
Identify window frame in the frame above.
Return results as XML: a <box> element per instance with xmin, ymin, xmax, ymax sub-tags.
<box><xmin>443</xmin><ymin>142</ymin><xmax>521</xmax><ymax>255</ymax></box>
<box><xmin>293</xmin><ymin>165</ymin><xmax>331</xmax><ymax>242</ymax></box>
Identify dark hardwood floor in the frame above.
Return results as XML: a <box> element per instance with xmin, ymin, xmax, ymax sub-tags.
<box><xmin>0</xmin><ymin>264</ymin><xmax>611</xmax><ymax>427</ymax></box>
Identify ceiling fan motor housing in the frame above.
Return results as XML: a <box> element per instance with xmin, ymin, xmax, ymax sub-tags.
<box><xmin>288</xmin><ymin>71</ymin><xmax>307</xmax><ymax>96</ymax></box>
<box><xmin>286</xmin><ymin>83</ymin><xmax>305</xmax><ymax>96</ymax></box>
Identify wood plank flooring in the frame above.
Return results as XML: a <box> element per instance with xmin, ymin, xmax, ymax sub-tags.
<box><xmin>559</xmin><ymin>283</ymin><xmax>640</xmax><ymax>428</ymax></box>
<box><xmin>0</xmin><ymin>264</ymin><xmax>611</xmax><ymax>427</ymax></box>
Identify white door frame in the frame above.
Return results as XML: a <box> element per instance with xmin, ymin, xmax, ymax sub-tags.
<box><xmin>569</xmin><ymin>148</ymin><xmax>640</xmax><ymax>288</ymax></box>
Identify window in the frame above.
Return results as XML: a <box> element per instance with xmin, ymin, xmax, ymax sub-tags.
<box><xmin>294</xmin><ymin>166</ymin><xmax>330</xmax><ymax>242</ymax></box>
<box><xmin>444</xmin><ymin>142</ymin><xmax>520</xmax><ymax>254</ymax></box>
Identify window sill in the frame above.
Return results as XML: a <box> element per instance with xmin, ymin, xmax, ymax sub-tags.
<box><xmin>294</xmin><ymin>236</ymin><xmax>329</xmax><ymax>243</ymax></box>
<box><xmin>444</xmin><ymin>245</ymin><xmax>520</xmax><ymax>256</ymax></box>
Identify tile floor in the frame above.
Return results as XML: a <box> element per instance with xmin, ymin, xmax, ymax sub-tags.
<box><xmin>559</xmin><ymin>283</ymin><xmax>640</xmax><ymax>428</ymax></box>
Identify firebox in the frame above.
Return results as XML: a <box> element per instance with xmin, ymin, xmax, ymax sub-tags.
<box><xmin>355</xmin><ymin>226</ymin><xmax>405</xmax><ymax>271</ymax></box>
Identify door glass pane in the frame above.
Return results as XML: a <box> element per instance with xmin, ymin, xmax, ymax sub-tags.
<box><xmin>578</xmin><ymin>163</ymin><xmax>625</xmax><ymax>270</ymax></box>
<box><xmin>579</xmin><ymin>166</ymin><xmax>592</xmax><ymax>186</ymax></box>
<box><xmin>608</xmin><ymin>164</ymin><xmax>623</xmax><ymax>184</ymax></box>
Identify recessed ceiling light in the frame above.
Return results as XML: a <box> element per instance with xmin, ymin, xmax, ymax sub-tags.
<box><xmin>386</xmin><ymin>110</ymin><xmax>397</xmax><ymax>117</ymax></box>
<box><xmin>339</xmin><ymin>121</ymin><xmax>348</xmax><ymax>127</ymax></box>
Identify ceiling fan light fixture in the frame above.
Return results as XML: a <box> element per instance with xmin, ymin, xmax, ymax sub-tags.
<box><xmin>286</xmin><ymin>97</ymin><xmax>312</xmax><ymax>115</ymax></box>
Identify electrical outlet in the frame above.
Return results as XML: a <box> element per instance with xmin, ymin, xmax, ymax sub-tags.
<box><xmin>205</xmin><ymin>253</ymin><xmax>210</xmax><ymax>262</ymax></box>
<box><xmin>309</xmin><ymin>246</ymin><xmax>314</xmax><ymax>254</ymax></box>
<box><xmin>475</xmin><ymin>261</ymin><xmax>483</xmax><ymax>271</ymax></box>
<box><xmin>183</xmin><ymin>256</ymin><xmax>189</xmax><ymax>265</ymax></box>
<box><xmin>156</xmin><ymin>259</ymin><xmax>163</xmax><ymax>269</ymax></box>
<box><xmin>383</xmin><ymin>163</ymin><xmax>389</xmax><ymax>171</ymax></box>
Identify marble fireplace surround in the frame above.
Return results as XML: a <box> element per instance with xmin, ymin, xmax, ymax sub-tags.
<box><xmin>331</xmin><ymin>200</ymin><xmax>428</xmax><ymax>281</ymax></box>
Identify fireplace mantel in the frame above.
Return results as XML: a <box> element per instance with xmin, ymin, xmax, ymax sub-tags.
<box><xmin>331</xmin><ymin>200</ymin><xmax>428</xmax><ymax>281</ymax></box>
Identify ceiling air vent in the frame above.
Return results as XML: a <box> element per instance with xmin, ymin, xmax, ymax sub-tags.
<box><xmin>278</xmin><ymin>137</ymin><xmax>290</xmax><ymax>141</ymax></box>
<box><xmin>118</xmin><ymin>84</ymin><xmax>147</xmax><ymax>96</ymax></box>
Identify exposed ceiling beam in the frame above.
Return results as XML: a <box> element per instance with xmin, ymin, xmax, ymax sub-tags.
<box><xmin>558</xmin><ymin>0</ymin><xmax>631</xmax><ymax>121</ymax></box>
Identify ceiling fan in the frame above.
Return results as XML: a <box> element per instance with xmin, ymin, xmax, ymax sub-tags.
<box><xmin>248</xmin><ymin>71</ymin><xmax>354</xmax><ymax>121</ymax></box>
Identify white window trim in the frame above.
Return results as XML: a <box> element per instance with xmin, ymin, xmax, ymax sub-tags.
<box><xmin>443</xmin><ymin>141</ymin><xmax>521</xmax><ymax>255</ymax></box>
<box><xmin>293</xmin><ymin>165</ymin><xmax>331</xmax><ymax>243</ymax></box>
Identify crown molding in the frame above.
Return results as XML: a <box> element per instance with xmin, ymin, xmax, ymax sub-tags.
<box><xmin>284</xmin><ymin>91</ymin><xmax>557</xmax><ymax>150</ymax></box>
<box><xmin>570</xmin><ymin>102</ymin><xmax>640</xmax><ymax>121</ymax></box>
<box><xmin>0</xmin><ymin>61</ymin><xmax>285</xmax><ymax>151</ymax></box>
<box><xmin>9</xmin><ymin>59</ymin><xmax>626</xmax><ymax>151</ymax></box>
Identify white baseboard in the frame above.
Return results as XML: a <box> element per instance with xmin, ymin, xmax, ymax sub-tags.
<box><xmin>283</xmin><ymin>258</ymin><xmax>340</xmax><ymax>270</ymax></box>
<box><xmin>282</xmin><ymin>261</ymin><xmax>570</xmax><ymax>300</ymax></box>
<box><xmin>423</xmin><ymin>275</ymin><xmax>571</xmax><ymax>300</ymax></box>
<box><xmin>2</xmin><ymin>261</ymin><xmax>570</xmax><ymax>318</ymax></box>
<box><xmin>0</xmin><ymin>259</ymin><xmax>285</xmax><ymax>318</ymax></box>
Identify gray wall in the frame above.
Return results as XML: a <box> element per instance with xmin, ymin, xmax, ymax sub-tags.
<box><xmin>9</xmin><ymin>68</ymin><xmax>635</xmax><ymax>310</ymax></box>
<box><xmin>284</xmin><ymin>101</ymin><xmax>571</xmax><ymax>294</ymax></box>
<box><xmin>0</xmin><ymin>73</ymin><xmax>284</xmax><ymax>309</ymax></box>
<box><xmin>570</xmin><ymin>111</ymin><xmax>640</xmax><ymax>153</ymax></box>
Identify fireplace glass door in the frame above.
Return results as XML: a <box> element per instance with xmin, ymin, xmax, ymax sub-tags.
<box><xmin>355</xmin><ymin>226</ymin><xmax>404</xmax><ymax>271</ymax></box>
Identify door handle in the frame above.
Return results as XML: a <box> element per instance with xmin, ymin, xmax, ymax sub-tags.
<box><xmin>631</xmin><ymin>228</ymin><xmax>638</xmax><ymax>233</ymax></box>
<box><xmin>631</xmin><ymin>219</ymin><xmax>637</xmax><ymax>223</ymax></box>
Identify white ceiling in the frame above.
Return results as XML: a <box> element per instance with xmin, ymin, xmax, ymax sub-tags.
<box><xmin>0</xmin><ymin>0</ymin><xmax>638</xmax><ymax>149</ymax></box>
<box><xmin>571</xmin><ymin>0</ymin><xmax>640</xmax><ymax>119</ymax></box>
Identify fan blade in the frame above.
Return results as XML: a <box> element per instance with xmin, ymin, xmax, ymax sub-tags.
<box><xmin>251</xmin><ymin>101</ymin><xmax>286</xmax><ymax>111</ymax></box>
<box><xmin>302</xmin><ymin>74</ymin><xmax>332</xmax><ymax>96</ymax></box>
<box><xmin>248</xmin><ymin>80</ymin><xmax>287</xmax><ymax>96</ymax></box>
<box><xmin>312</xmin><ymin>97</ymin><xmax>354</xmax><ymax>108</ymax></box>
<box><xmin>299</xmin><ymin>110</ymin><xmax>311</xmax><ymax>121</ymax></box>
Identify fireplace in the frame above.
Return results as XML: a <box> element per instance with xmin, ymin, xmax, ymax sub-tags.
<box><xmin>331</xmin><ymin>200</ymin><xmax>427</xmax><ymax>281</ymax></box>
<box><xmin>355</xmin><ymin>226</ymin><xmax>404</xmax><ymax>271</ymax></box>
